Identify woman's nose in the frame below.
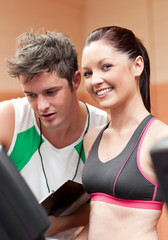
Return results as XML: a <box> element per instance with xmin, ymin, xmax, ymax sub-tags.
<box><xmin>91</xmin><ymin>72</ymin><xmax>104</xmax><ymax>85</ymax></box>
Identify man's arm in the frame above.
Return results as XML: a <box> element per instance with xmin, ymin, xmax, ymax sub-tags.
<box><xmin>0</xmin><ymin>100</ymin><xmax>15</xmax><ymax>151</ymax></box>
<box><xmin>45</xmin><ymin>202</ymin><xmax>90</xmax><ymax>237</ymax></box>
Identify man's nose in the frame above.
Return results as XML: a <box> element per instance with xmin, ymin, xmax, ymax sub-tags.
<box><xmin>37</xmin><ymin>96</ymin><xmax>50</xmax><ymax>112</ymax></box>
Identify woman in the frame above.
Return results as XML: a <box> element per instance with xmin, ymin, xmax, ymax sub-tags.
<box><xmin>75</xmin><ymin>26</ymin><xmax>168</xmax><ymax>240</ymax></box>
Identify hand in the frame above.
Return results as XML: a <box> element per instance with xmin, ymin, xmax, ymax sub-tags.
<box><xmin>44</xmin><ymin>215</ymin><xmax>79</xmax><ymax>239</ymax></box>
<box><xmin>44</xmin><ymin>202</ymin><xmax>89</xmax><ymax>237</ymax></box>
<box><xmin>45</xmin><ymin>215</ymin><xmax>64</xmax><ymax>237</ymax></box>
<box><xmin>73</xmin><ymin>226</ymin><xmax>88</xmax><ymax>240</ymax></box>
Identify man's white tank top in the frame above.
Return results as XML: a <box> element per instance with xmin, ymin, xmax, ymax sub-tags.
<box><xmin>8</xmin><ymin>97</ymin><xmax>107</xmax><ymax>201</ymax></box>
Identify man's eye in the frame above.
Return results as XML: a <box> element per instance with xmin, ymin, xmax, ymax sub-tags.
<box><xmin>47</xmin><ymin>90</ymin><xmax>56</xmax><ymax>95</ymax></box>
<box><xmin>26</xmin><ymin>93</ymin><xmax>36</xmax><ymax>98</ymax></box>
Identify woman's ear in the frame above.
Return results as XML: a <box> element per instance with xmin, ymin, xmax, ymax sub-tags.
<box><xmin>134</xmin><ymin>56</ymin><xmax>144</xmax><ymax>78</ymax></box>
<box><xmin>72</xmin><ymin>71</ymin><xmax>81</xmax><ymax>91</ymax></box>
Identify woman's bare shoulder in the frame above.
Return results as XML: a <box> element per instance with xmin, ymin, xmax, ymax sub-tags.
<box><xmin>86</xmin><ymin>124</ymin><xmax>105</xmax><ymax>141</ymax></box>
<box><xmin>84</xmin><ymin>124</ymin><xmax>106</xmax><ymax>158</ymax></box>
<box><xmin>149</xmin><ymin>118</ymin><xmax>168</xmax><ymax>146</ymax></box>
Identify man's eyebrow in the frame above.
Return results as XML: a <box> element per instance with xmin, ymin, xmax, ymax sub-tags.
<box><xmin>45</xmin><ymin>86</ymin><xmax>59</xmax><ymax>91</ymax></box>
<box><xmin>24</xmin><ymin>90</ymin><xmax>32</xmax><ymax>94</ymax></box>
<box><xmin>24</xmin><ymin>86</ymin><xmax>60</xmax><ymax>94</ymax></box>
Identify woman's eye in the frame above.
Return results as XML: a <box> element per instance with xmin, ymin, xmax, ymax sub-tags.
<box><xmin>83</xmin><ymin>71</ymin><xmax>92</xmax><ymax>78</ymax></box>
<box><xmin>102</xmin><ymin>64</ymin><xmax>112</xmax><ymax>70</ymax></box>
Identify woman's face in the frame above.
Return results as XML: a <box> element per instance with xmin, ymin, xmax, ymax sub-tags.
<box><xmin>82</xmin><ymin>40</ymin><xmax>142</xmax><ymax>111</ymax></box>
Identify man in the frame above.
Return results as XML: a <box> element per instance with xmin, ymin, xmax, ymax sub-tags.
<box><xmin>0</xmin><ymin>30</ymin><xmax>108</xmax><ymax>237</ymax></box>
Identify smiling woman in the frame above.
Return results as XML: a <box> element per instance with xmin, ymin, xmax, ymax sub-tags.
<box><xmin>74</xmin><ymin>26</ymin><xmax>168</xmax><ymax>240</ymax></box>
<box><xmin>82</xmin><ymin>39</ymin><xmax>141</xmax><ymax>110</ymax></box>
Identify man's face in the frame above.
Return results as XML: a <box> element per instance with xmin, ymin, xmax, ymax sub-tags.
<box><xmin>19</xmin><ymin>71</ymin><xmax>76</xmax><ymax>129</ymax></box>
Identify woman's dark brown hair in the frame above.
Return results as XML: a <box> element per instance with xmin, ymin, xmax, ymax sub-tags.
<box><xmin>84</xmin><ymin>26</ymin><xmax>151</xmax><ymax>112</ymax></box>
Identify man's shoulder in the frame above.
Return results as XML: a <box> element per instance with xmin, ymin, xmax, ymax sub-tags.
<box><xmin>10</xmin><ymin>97</ymin><xmax>35</xmax><ymax>131</ymax></box>
<box><xmin>0</xmin><ymin>100</ymin><xmax>16</xmax><ymax>150</ymax></box>
<box><xmin>85</xmin><ymin>103</ymin><xmax>108</xmax><ymax>128</ymax></box>
<box><xmin>11</xmin><ymin>97</ymin><xmax>32</xmax><ymax>115</ymax></box>
<box><xmin>0</xmin><ymin>99</ymin><xmax>15</xmax><ymax>119</ymax></box>
<box><xmin>86</xmin><ymin>103</ymin><xmax>107</xmax><ymax>115</ymax></box>
<box><xmin>11</xmin><ymin>97</ymin><xmax>29</xmax><ymax>106</ymax></box>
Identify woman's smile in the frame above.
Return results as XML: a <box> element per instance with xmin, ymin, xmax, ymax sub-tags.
<box><xmin>96</xmin><ymin>87</ymin><xmax>113</xmax><ymax>96</ymax></box>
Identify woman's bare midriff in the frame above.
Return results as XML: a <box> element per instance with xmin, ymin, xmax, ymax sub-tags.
<box><xmin>87</xmin><ymin>200</ymin><xmax>162</xmax><ymax>240</ymax></box>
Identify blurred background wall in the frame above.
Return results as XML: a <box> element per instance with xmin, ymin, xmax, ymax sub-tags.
<box><xmin>0</xmin><ymin>0</ymin><xmax>168</xmax><ymax>238</ymax></box>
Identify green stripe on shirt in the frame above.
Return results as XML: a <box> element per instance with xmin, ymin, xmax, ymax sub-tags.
<box><xmin>74</xmin><ymin>140</ymin><xmax>86</xmax><ymax>164</ymax></box>
<box><xmin>10</xmin><ymin>126</ymin><xmax>44</xmax><ymax>171</ymax></box>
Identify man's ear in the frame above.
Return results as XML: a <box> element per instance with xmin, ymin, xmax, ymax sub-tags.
<box><xmin>134</xmin><ymin>56</ymin><xmax>144</xmax><ymax>78</ymax></box>
<box><xmin>72</xmin><ymin>71</ymin><xmax>81</xmax><ymax>91</ymax></box>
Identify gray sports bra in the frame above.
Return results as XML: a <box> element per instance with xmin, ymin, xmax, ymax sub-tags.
<box><xmin>82</xmin><ymin>115</ymin><xmax>164</xmax><ymax>210</ymax></box>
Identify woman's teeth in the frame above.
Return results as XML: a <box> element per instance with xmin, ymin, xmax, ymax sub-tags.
<box><xmin>96</xmin><ymin>88</ymin><xmax>113</xmax><ymax>96</ymax></box>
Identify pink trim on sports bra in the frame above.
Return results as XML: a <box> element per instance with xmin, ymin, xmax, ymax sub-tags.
<box><xmin>137</xmin><ymin>118</ymin><xmax>160</xmax><ymax>200</ymax></box>
<box><xmin>112</xmin><ymin>124</ymin><xmax>146</xmax><ymax>197</ymax></box>
<box><xmin>91</xmin><ymin>192</ymin><xmax>163</xmax><ymax>210</ymax></box>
